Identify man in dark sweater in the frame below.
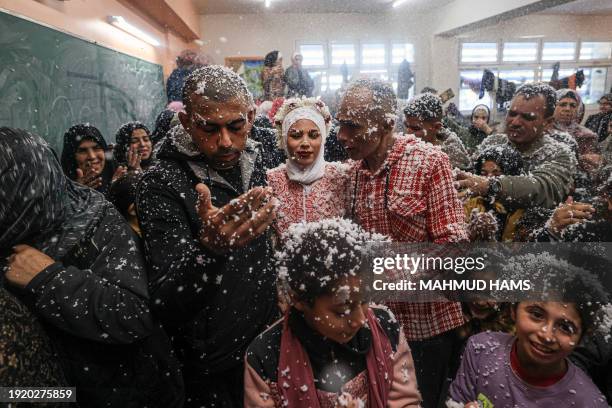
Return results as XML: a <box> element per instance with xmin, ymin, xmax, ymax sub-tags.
<box><xmin>137</xmin><ymin>65</ymin><xmax>278</xmax><ymax>407</ymax></box>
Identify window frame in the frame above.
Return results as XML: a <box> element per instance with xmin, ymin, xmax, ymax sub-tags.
<box><xmin>458</xmin><ymin>38</ymin><xmax>612</xmax><ymax>112</ymax></box>
<box><xmin>295</xmin><ymin>39</ymin><xmax>416</xmax><ymax>97</ymax></box>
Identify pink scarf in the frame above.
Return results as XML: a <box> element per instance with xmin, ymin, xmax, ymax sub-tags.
<box><xmin>277</xmin><ymin>309</ymin><xmax>393</xmax><ymax>407</ymax></box>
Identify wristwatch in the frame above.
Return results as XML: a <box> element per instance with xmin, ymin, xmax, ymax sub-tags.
<box><xmin>486</xmin><ymin>177</ymin><xmax>502</xmax><ymax>199</ymax></box>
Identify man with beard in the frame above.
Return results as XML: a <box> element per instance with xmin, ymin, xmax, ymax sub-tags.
<box><xmin>137</xmin><ymin>65</ymin><xmax>278</xmax><ymax>407</ymax></box>
<box><xmin>457</xmin><ymin>83</ymin><xmax>576</xmax><ymax>210</ymax></box>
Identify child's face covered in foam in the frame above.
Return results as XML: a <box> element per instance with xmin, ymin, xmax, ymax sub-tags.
<box><xmin>295</xmin><ymin>275</ymin><xmax>368</xmax><ymax>344</ymax></box>
<box><xmin>513</xmin><ymin>302</ymin><xmax>582</xmax><ymax>372</ymax></box>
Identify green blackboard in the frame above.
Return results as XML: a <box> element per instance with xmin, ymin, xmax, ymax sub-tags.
<box><xmin>0</xmin><ymin>10</ymin><xmax>166</xmax><ymax>153</ymax></box>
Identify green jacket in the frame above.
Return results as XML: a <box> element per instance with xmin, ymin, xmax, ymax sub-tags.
<box><xmin>475</xmin><ymin>133</ymin><xmax>576</xmax><ymax>209</ymax></box>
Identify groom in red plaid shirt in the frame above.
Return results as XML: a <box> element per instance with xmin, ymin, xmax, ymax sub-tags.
<box><xmin>336</xmin><ymin>79</ymin><xmax>469</xmax><ymax>408</ymax></box>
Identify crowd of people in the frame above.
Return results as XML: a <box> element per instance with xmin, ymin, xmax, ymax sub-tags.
<box><xmin>1</xmin><ymin>57</ymin><xmax>612</xmax><ymax>408</ymax></box>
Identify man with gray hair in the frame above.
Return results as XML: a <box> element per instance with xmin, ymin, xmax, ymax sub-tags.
<box><xmin>138</xmin><ymin>65</ymin><xmax>278</xmax><ymax>406</ymax></box>
<box><xmin>336</xmin><ymin>78</ymin><xmax>468</xmax><ymax>408</ymax></box>
<box><xmin>456</xmin><ymin>83</ymin><xmax>576</xmax><ymax>209</ymax></box>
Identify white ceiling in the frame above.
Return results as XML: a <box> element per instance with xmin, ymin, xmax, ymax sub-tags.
<box><xmin>195</xmin><ymin>0</ymin><xmax>456</xmax><ymax>14</ymax></box>
<box><xmin>540</xmin><ymin>0</ymin><xmax>612</xmax><ymax>15</ymax></box>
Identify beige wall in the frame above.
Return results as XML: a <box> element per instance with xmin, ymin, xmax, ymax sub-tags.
<box><xmin>199</xmin><ymin>12</ymin><xmax>437</xmax><ymax>90</ymax></box>
<box><xmin>0</xmin><ymin>0</ymin><xmax>197</xmax><ymax>77</ymax></box>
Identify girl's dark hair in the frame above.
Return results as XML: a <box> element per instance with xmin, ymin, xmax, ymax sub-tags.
<box><xmin>264</xmin><ymin>50</ymin><xmax>280</xmax><ymax>67</ymax></box>
<box><xmin>276</xmin><ymin>219</ymin><xmax>387</xmax><ymax>306</ymax></box>
<box><xmin>114</xmin><ymin>121</ymin><xmax>150</xmax><ymax>166</ymax></box>
<box><xmin>474</xmin><ymin>146</ymin><xmax>524</xmax><ymax>176</ymax></box>
<box><xmin>505</xmin><ymin>254</ymin><xmax>610</xmax><ymax>335</ymax></box>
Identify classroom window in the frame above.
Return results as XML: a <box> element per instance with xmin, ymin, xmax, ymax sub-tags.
<box><xmin>331</xmin><ymin>43</ymin><xmax>356</xmax><ymax>66</ymax></box>
<box><xmin>580</xmin><ymin>42</ymin><xmax>612</xmax><ymax>60</ymax></box>
<box><xmin>361</xmin><ymin>43</ymin><xmax>386</xmax><ymax>66</ymax></box>
<box><xmin>502</xmin><ymin>42</ymin><xmax>538</xmax><ymax>62</ymax></box>
<box><xmin>392</xmin><ymin>43</ymin><xmax>415</xmax><ymax>64</ymax></box>
<box><xmin>541</xmin><ymin>68</ymin><xmax>576</xmax><ymax>82</ymax></box>
<box><xmin>459</xmin><ymin>70</ymin><xmax>493</xmax><ymax>111</ymax></box>
<box><xmin>578</xmin><ymin>67</ymin><xmax>608</xmax><ymax>104</ymax></box>
<box><xmin>328</xmin><ymin>74</ymin><xmax>345</xmax><ymax>91</ymax></box>
<box><xmin>308</xmin><ymin>71</ymin><xmax>327</xmax><ymax>93</ymax></box>
<box><xmin>498</xmin><ymin>69</ymin><xmax>536</xmax><ymax>85</ymax></box>
<box><xmin>461</xmin><ymin>42</ymin><xmax>498</xmax><ymax>63</ymax></box>
<box><xmin>542</xmin><ymin>42</ymin><xmax>576</xmax><ymax>61</ymax></box>
<box><xmin>359</xmin><ymin>69</ymin><xmax>389</xmax><ymax>80</ymax></box>
<box><xmin>299</xmin><ymin>44</ymin><xmax>325</xmax><ymax>67</ymax></box>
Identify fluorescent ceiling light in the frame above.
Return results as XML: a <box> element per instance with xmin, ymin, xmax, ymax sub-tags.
<box><xmin>392</xmin><ymin>0</ymin><xmax>410</xmax><ymax>7</ymax></box>
<box><xmin>520</xmin><ymin>35</ymin><xmax>545</xmax><ymax>39</ymax></box>
<box><xmin>265</xmin><ymin>0</ymin><xmax>271</xmax><ymax>7</ymax></box>
<box><xmin>107</xmin><ymin>16</ymin><xmax>160</xmax><ymax>47</ymax></box>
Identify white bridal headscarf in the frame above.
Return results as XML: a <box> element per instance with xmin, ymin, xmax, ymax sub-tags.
<box><xmin>281</xmin><ymin>106</ymin><xmax>328</xmax><ymax>185</ymax></box>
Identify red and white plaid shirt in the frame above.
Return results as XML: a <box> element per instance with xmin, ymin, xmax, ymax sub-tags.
<box><xmin>349</xmin><ymin>134</ymin><xmax>468</xmax><ymax>340</ymax></box>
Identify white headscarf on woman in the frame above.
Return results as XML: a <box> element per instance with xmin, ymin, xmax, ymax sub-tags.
<box><xmin>281</xmin><ymin>106</ymin><xmax>328</xmax><ymax>185</ymax></box>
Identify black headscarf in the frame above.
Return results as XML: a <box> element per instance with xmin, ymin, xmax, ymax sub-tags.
<box><xmin>60</xmin><ymin>124</ymin><xmax>115</xmax><ymax>194</ymax></box>
<box><xmin>0</xmin><ymin>128</ymin><xmax>108</xmax><ymax>259</ymax></box>
<box><xmin>474</xmin><ymin>146</ymin><xmax>524</xmax><ymax>176</ymax></box>
<box><xmin>151</xmin><ymin>110</ymin><xmax>176</xmax><ymax>145</ymax></box>
<box><xmin>114</xmin><ymin>121</ymin><xmax>153</xmax><ymax>168</ymax></box>
<box><xmin>264</xmin><ymin>51</ymin><xmax>280</xmax><ymax>67</ymax></box>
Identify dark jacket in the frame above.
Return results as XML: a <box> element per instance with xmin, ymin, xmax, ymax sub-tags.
<box><xmin>249</xmin><ymin>125</ymin><xmax>286</xmax><ymax>170</ymax></box>
<box><xmin>151</xmin><ymin>110</ymin><xmax>176</xmax><ymax>146</ymax></box>
<box><xmin>324</xmin><ymin>124</ymin><xmax>349</xmax><ymax>163</ymax></box>
<box><xmin>585</xmin><ymin>112</ymin><xmax>611</xmax><ymax>142</ymax></box>
<box><xmin>571</xmin><ymin>330</ymin><xmax>612</xmax><ymax>403</ymax></box>
<box><xmin>535</xmin><ymin>218</ymin><xmax>612</xmax><ymax>242</ymax></box>
<box><xmin>61</xmin><ymin>124</ymin><xmax>116</xmax><ymax>196</ymax></box>
<box><xmin>166</xmin><ymin>67</ymin><xmax>194</xmax><ymax>103</ymax></box>
<box><xmin>284</xmin><ymin>65</ymin><xmax>314</xmax><ymax>98</ymax></box>
<box><xmin>1</xmin><ymin>128</ymin><xmax>183</xmax><ymax>408</ymax></box>
<box><xmin>19</xmin><ymin>206</ymin><xmax>183</xmax><ymax>408</ymax></box>
<box><xmin>136</xmin><ymin>124</ymin><xmax>278</xmax><ymax>377</ymax></box>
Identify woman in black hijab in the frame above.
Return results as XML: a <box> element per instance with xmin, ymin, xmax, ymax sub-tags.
<box><xmin>1</xmin><ymin>127</ymin><xmax>183</xmax><ymax>407</ymax></box>
<box><xmin>60</xmin><ymin>124</ymin><xmax>122</xmax><ymax>195</ymax></box>
<box><xmin>114</xmin><ymin>121</ymin><xmax>155</xmax><ymax>171</ymax></box>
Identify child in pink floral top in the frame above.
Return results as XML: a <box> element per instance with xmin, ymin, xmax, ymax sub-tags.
<box><xmin>268</xmin><ymin>98</ymin><xmax>350</xmax><ymax>236</ymax></box>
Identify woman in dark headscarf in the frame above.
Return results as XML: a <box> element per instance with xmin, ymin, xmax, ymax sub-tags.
<box><xmin>261</xmin><ymin>50</ymin><xmax>285</xmax><ymax>101</ymax></box>
<box><xmin>553</xmin><ymin>89</ymin><xmax>599</xmax><ymax>156</ymax></box>
<box><xmin>0</xmin><ymin>127</ymin><xmax>183</xmax><ymax>407</ymax></box>
<box><xmin>60</xmin><ymin>123</ymin><xmax>123</xmax><ymax>195</ymax></box>
<box><xmin>114</xmin><ymin>121</ymin><xmax>154</xmax><ymax>171</ymax></box>
<box><xmin>468</xmin><ymin>104</ymin><xmax>494</xmax><ymax>146</ymax></box>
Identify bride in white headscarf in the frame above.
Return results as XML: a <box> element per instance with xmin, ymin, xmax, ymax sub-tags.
<box><xmin>267</xmin><ymin>98</ymin><xmax>350</xmax><ymax>235</ymax></box>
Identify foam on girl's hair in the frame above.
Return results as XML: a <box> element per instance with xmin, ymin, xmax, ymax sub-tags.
<box><xmin>404</xmin><ymin>93</ymin><xmax>443</xmax><ymax>122</ymax></box>
<box><xmin>276</xmin><ymin>218</ymin><xmax>387</xmax><ymax>306</ymax></box>
<box><xmin>501</xmin><ymin>252</ymin><xmax>610</xmax><ymax>334</ymax></box>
